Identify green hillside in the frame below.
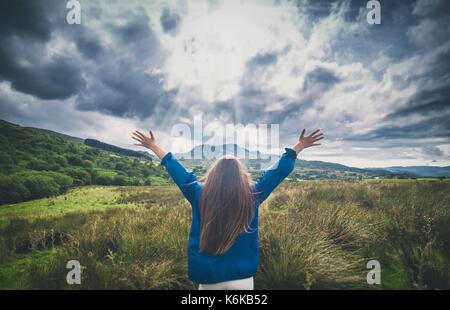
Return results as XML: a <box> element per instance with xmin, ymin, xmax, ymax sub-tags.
<box><xmin>0</xmin><ymin>119</ymin><xmax>172</xmax><ymax>205</ymax></box>
<box><xmin>84</xmin><ymin>138</ymin><xmax>152</xmax><ymax>159</ymax></box>
<box><xmin>26</xmin><ymin>127</ymin><xmax>85</xmax><ymax>144</ymax></box>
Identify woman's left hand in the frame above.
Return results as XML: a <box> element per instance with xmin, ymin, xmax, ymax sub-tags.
<box><xmin>132</xmin><ymin>130</ymin><xmax>157</xmax><ymax>150</ymax></box>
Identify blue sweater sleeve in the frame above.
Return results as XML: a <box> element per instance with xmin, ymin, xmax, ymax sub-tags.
<box><xmin>252</xmin><ymin>148</ymin><xmax>297</xmax><ymax>204</ymax></box>
<box><xmin>161</xmin><ymin>152</ymin><xmax>199</xmax><ymax>205</ymax></box>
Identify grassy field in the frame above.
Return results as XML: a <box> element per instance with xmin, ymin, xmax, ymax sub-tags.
<box><xmin>0</xmin><ymin>179</ymin><xmax>449</xmax><ymax>290</ymax></box>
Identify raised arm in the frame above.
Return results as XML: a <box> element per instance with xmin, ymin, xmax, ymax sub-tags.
<box><xmin>253</xmin><ymin>128</ymin><xmax>324</xmax><ymax>204</ymax></box>
<box><xmin>132</xmin><ymin>130</ymin><xmax>199</xmax><ymax>204</ymax></box>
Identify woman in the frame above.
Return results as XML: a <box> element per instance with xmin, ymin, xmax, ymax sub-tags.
<box><xmin>132</xmin><ymin>128</ymin><xmax>324</xmax><ymax>290</ymax></box>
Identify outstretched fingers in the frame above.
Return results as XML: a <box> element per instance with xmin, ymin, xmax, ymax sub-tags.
<box><xmin>132</xmin><ymin>137</ymin><xmax>146</xmax><ymax>146</ymax></box>
<box><xmin>132</xmin><ymin>133</ymin><xmax>144</xmax><ymax>143</ymax></box>
<box><xmin>312</xmin><ymin>135</ymin><xmax>324</xmax><ymax>142</ymax></box>
<box><xmin>308</xmin><ymin>129</ymin><xmax>321</xmax><ymax>137</ymax></box>
<box><xmin>133</xmin><ymin>130</ymin><xmax>147</xmax><ymax>139</ymax></box>
<box><xmin>300</xmin><ymin>128</ymin><xmax>306</xmax><ymax>139</ymax></box>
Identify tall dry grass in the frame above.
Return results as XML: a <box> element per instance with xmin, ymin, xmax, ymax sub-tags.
<box><xmin>0</xmin><ymin>180</ymin><xmax>448</xmax><ymax>289</ymax></box>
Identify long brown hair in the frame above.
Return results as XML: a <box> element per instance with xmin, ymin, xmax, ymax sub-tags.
<box><xmin>199</xmin><ymin>155</ymin><xmax>255</xmax><ymax>257</ymax></box>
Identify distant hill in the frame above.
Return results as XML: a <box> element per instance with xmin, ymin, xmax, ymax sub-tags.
<box><xmin>84</xmin><ymin>138</ymin><xmax>151</xmax><ymax>160</ymax></box>
<box><xmin>292</xmin><ymin>159</ymin><xmax>405</xmax><ymax>180</ymax></box>
<box><xmin>174</xmin><ymin>143</ymin><xmax>410</xmax><ymax>180</ymax></box>
<box><xmin>368</xmin><ymin>166</ymin><xmax>450</xmax><ymax>177</ymax></box>
<box><xmin>26</xmin><ymin>127</ymin><xmax>85</xmax><ymax>144</ymax></box>
<box><xmin>137</xmin><ymin>150</ymin><xmax>157</xmax><ymax>160</ymax></box>
<box><xmin>175</xmin><ymin>143</ymin><xmax>269</xmax><ymax>159</ymax></box>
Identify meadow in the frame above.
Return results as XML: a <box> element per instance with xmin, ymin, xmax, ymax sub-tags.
<box><xmin>0</xmin><ymin>179</ymin><xmax>448</xmax><ymax>290</ymax></box>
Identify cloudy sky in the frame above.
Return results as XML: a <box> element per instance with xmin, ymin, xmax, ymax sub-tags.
<box><xmin>0</xmin><ymin>0</ymin><xmax>449</xmax><ymax>168</ymax></box>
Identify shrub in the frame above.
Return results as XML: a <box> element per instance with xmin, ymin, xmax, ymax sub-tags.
<box><xmin>0</xmin><ymin>152</ymin><xmax>13</xmax><ymax>166</ymax></box>
<box><xmin>54</xmin><ymin>155</ymin><xmax>68</xmax><ymax>167</ymax></box>
<box><xmin>82</xmin><ymin>160</ymin><xmax>94</xmax><ymax>168</ymax></box>
<box><xmin>0</xmin><ymin>174</ymin><xmax>30</xmax><ymax>204</ymax></box>
<box><xmin>61</xmin><ymin>168</ymin><xmax>91</xmax><ymax>186</ymax></box>
<box><xmin>113</xmin><ymin>175</ymin><xmax>126</xmax><ymax>186</ymax></box>
<box><xmin>95</xmin><ymin>174</ymin><xmax>113</xmax><ymax>185</ymax></box>
<box><xmin>82</xmin><ymin>154</ymin><xmax>94</xmax><ymax>161</ymax></box>
<box><xmin>2</xmin><ymin>171</ymin><xmax>73</xmax><ymax>203</ymax></box>
<box><xmin>142</xmin><ymin>168</ymin><xmax>151</xmax><ymax>178</ymax></box>
<box><xmin>115</xmin><ymin>162</ymin><xmax>125</xmax><ymax>171</ymax></box>
<box><xmin>26</xmin><ymin>159</ymin><xmax>50</xmax><ymax>171</ymax></box>
<box><xmin>67</xmin><ymin>155</ymin><xmax>83</xmax><ymax>166</ymax></box>
<box><xmin>49</xmin><ymin>163</ymin><xmax>61</xmax><ymax>171</ymax></box>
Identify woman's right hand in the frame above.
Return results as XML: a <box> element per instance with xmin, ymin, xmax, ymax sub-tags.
<box><xmin>293</xmin><ymin>129</ymin><xmax>324</xmax><ymax>154</ymax></box>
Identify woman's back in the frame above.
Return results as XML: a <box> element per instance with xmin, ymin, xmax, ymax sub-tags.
<box><xmin>198</xmin><ymin>155</ymin><xmax>255</xmax><ymax>257</ymax></box>
<box><xmin>160</xmin><ymin>148</ymin><xmax>298</xmax><ymax>284</ymax></box>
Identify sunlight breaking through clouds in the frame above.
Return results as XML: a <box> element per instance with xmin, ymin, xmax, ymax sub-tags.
<box><xmin>0</xmin><ymin>0</ymin><xmax>449</xmax><ymax>168</ymax></box>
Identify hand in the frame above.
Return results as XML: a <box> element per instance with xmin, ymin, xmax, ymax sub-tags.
<box><xmin>132</xmin><ymin>130</ymin><xmax>157</xmax><ymax>150</ymax></box>
<box><xmin>293</xmin><ymin>128</ymin><xmax>324</xmax><ymax>154</ymax></box>
<box><xmin>298</xmin><ymin>128</ymin><xmax>324</xmax><ymax>148</ymax></box>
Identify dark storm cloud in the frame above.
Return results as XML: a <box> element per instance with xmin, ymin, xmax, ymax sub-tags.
<box><xmin>0</xmin><ymin>1</ymin><xmax>177</xmax><ymax>121</ymax></box>
<box><xmin>303</xmin><ymin>66</ymin><xmax>340</xmax><ymax>92</ymax></box>
<box><xmin>290</xmin><ymin>0</ymin><xmax>359</xmax><ymax>19</ymax></box>
<box><xmin>346</xmin><ymin>115</ymin><xmax>450</xmax><ymax>141</ymax></box>
<box><xmin>76</xmin><ymin>65</ymin><xmax>179</xmax><ymax>119</ymax></box>
<box><xmin>385</xmin><ymin>87</ymin><xmax>450</xmax><ymax>119</ymax></box>
<box><xmin>351</xmin><ymin>30</ymin><xmax>450</xmax><ymax>142</ymax></box>
<box><xmin>422</xmin><ymin>146</ymin><xmax>444</xmax><ymax>157</ymax></box>
<box><xmin>160</xmin><ymin>7</ymin><xmax>181</xmax><ymax>35</ymax></box>
<box><xmin>263</xmin><ymin>66</ymin><xmax>340</xmax><ymax>126</ymax></box>
<box><xmin>291</xmin><ymin>0</ymin><xmax>422</xmax><ymax>65</ymax></box>
<box><xmin>0</xmin><ymin>0</ymin><xmax>86</xmax><ymax>100</ymax></box>
<box><xmin>74</xmin><ymin>31</ymin><xmax>104</xmax><ymax>60</ymax></box>
<box><xmin>1</xmin><ymin>55</ymin><xmax>86</xmax><ymax>100</ymax></box>
<box><xmin>412</xmin><ymin>0</ymin><xmax>450</xmax><ymax>19</ymax></box>
<box><xmin>0</xmin><ymin>0</ymin><xmax>53</xmax><ymax>40</ymax></box>
<box><xmin>114</xmin><ymin>11</ymin><xmax>155</xmax><ymax>43</ymax></box>
<box><xmin>291</xmin><ymin>0</ymin><xmax>417</xmax><ymax>26</ymax></box>
<box><xmin>213</xmin><ymin>50</ymin><xmax>341</xmax><ymax>128</ymax></box>
<box><xmin>246</xmin><ymin>51</ymin><xmax>279</xmax><ymax>69</ymax></box>
<box><xmin>75</xmin><ymin>9</ymin><xmax>178</xmax><ymax>120</ymax></box>
<box><xmin>107</xmin><ymin>8</ymin><xmax>165</xmax><ymax>62</ymax></box>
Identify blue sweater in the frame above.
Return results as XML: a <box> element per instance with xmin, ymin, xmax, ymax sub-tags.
<box><xmin>160</xmin><ymin>148</ymin><xmax>297</xmax><ymax>284</ymax></box>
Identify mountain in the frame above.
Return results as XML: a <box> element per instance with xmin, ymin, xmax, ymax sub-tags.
<box><xmin>174</xmin><ymin>143</ymin><xmax>269</xmax><ymax>159</ymax></box>
<box><xmin>369</xmin><ymin>166</ymin><xmax>450</xmax><ymax>177</ymax></box>
<box><xmin>26</xmin><ymin>127</ymin><xmax>85</xmax><ymax>144</ymax></box>
<box><xmin>174</xmin><ymin>144</ymin><xmax>409</xmax><ymax>179</ymax></box>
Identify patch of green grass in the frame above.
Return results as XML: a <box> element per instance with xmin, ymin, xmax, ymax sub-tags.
<box><xmin>0</xmin><ymin>186</ymin><xmax>131</xmax><ymax>225</ymax></box>
<box><xmin>0</xmin><ymin>250</ymin><xmax>56</xmax><ymax>289</ymax></box>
